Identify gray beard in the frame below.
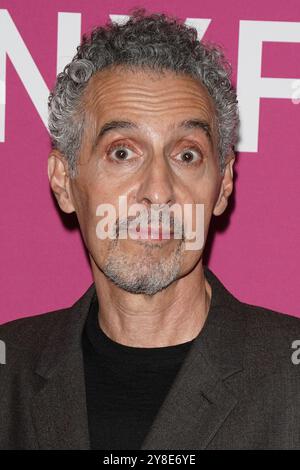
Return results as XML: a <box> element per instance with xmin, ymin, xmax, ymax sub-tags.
<box><xmin>101</xmin><ymin>239</ymin><xmax>185</xmax><ymax>295</ymax></box>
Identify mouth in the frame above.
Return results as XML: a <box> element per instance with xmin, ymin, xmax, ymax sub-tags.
<box><xmin>128</xmin><ymin>225</ymin><xmax>175</xmax><ymax>241</ymax></box>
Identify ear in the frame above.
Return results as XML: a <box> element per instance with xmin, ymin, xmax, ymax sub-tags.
<box><xmin>47</xmin><ymin>150</ymin><xmax>76</xmax><ymax>214</ymax></box>
<box><xmin>213</xmin><ymin>151</ymin><xmax>235</xmax><ymax>217</ymax></box>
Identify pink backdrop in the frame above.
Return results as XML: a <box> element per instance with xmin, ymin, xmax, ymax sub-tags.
<box><xmin>1</xmin><ymin>0</ymin><xmax>299</xmax><ymax>323</ymax></box>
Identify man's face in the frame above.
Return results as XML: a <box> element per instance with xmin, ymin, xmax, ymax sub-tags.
<box><xmin>50</xmin><ymin>66</ymin><xmax>233</xmax><ymax>295</ymax></box>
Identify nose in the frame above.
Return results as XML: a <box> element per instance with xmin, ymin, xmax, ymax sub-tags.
<box><xmin>136</xmin><ymin>155</ymin><xmax>175</xmax><ymax>209</ymax></box>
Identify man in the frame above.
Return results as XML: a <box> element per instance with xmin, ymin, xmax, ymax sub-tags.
<box><xmin>0</xmin><ymin>9</ymin><xmax>300</xmax><ymax>450</ymax></box>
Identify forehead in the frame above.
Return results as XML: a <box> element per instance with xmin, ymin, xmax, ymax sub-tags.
<box><xmin>81</xmin><ymin>66</ymin><xmax>216</xmax><ymax>130</ymax></box>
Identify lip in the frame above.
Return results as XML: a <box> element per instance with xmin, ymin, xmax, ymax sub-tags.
<box><xmin>128</xmin><ymin>226</ymin><xmax>174</xmax><ymax>241</ymax></box>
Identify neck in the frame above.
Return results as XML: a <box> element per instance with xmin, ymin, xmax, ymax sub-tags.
<box><xmin>90</xmin><ymin>259</ymin><xmax>212</xmax><ymax>348</ymax></box>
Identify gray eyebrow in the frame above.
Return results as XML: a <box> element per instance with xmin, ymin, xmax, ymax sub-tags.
<box><xmin>98</xmin><ymin>120</ymin><xmax>138</xmax><ymax>138</ymax></box>
<box><xmin>92</xmin><ymin>120</ymin><xmax>138</xmax><ymax>151</ymax></box>
<box><xmin>177</xmin><ymin>119</ymin><xmax>213</xmax><ymax>145</ymax></box>
<box><xmin>93</xmin><ymin>118</ymin><xmax>213</xmax><ymax>150</ymax></box>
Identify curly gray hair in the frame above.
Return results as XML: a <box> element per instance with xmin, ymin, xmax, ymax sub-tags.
<box><xmin>48</xmin><ymin>8</ymin><xmax>239</xmax><ymax>178</ymax></box>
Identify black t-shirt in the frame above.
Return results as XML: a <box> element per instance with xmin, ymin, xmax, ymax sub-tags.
<box><xmin>82</xmin><ymin>294</ymin><xmax>195</xmax><ymax>450</ymax></box>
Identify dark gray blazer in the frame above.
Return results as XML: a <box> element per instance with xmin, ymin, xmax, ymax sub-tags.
<box><xmin>1</xmin><ymin>266</ymin><xmax>300</xmax><ymax>450</ymax></box>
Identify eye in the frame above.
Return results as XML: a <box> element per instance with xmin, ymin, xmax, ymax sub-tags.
<box><xmin>107</xmin><ymin>143</ymin><xmax>137</xmax><ymax>162</ymax></box>
<box><xmin>174</xmin><ymin>146</ymin><xmax>203</xmax><ymax>165</ymax></box>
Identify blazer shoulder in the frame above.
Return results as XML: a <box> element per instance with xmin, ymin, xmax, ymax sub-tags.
<box><xmin>0</xmin><ymin>307</ymin><xmax>73</xmax><ymax>351</ymax></box>
<box><xmin>239</xmin><ymin>299</ymin><xmax>300</xmax><ymax>336</ymax></box>
<box><xmin>0</xmin><ymin>283</ymin><xmax>95</xmax><ymax>352</ymax></box>
<box><xmin>231</xmin><ymin>299</ymin><xmax>300</xmax><ymax>369</ymax></box>
<box><xmin>206</xmin><ymin>266</ymin><xmax>300</xmax><ymax>340</ymax></box>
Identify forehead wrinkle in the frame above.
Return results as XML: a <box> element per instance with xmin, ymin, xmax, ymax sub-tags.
<box><xmin>83</xmin><ymin>71</ymin><xmax>215</xmax><ymax>114</ymax></box>
<box><xmin>82</xmin><ymin>69</ymin><xmax>218</xmax><ymax>154</ymax></box>
<box><xmin>97</xmin><ymin>95</ymin><xmax>212</xmax><ymax>107</ymax></box>
<box><xmin>90</xmin><ymin>89</ymin><xmax>214</xmax><ymax>107</ymax></box>
<box><xmin>89</xmin><ymin>97</ymin><xmax>214</xmax><ymax>125</ymax></box>
<box><xmin>86</xmin><ymin>97</ymin><xmax>215</xmax><ymax>142</ymax></box>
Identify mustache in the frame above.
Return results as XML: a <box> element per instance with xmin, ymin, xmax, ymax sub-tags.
<box><xmin>115</xmin><ymin>212</ymin><xmax>185</xmax><ymax>238</ymax></box>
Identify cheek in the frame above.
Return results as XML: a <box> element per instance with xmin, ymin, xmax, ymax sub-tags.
<box><xmin>187</xmin><ymin>183</ymin><xmax>219</xmax><ymax>219</ymax></box>
<box><xmin>181</xmin><ymin>183</ymin><xmax>219</xmax><ymax>246</ymax></box>
<box><xmin>70</xmin><ymin>182</ymin><xmax>98</xmax><ymax>244</ymax></box>
<box><xmin>74</xmin><ymin>184</ymin><xmax>123</xmax><ymax>252</ymax></box>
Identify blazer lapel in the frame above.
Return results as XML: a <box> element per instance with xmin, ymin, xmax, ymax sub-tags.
<box><xmin>32</xmin><ymin>349</ymin><xmax>90</xmax><ymax>449</ymax></box>
<box><xmin>31</xmin><ymin>283</ymin><xmax>97</xmax><ymax>450</ymax></box>
<box><xmin>140</xmin><ymin>352</ymin><xmax>239</xmax><ymax>450</ymax></box>
<box><xmin>141</xmin><ymin>268</ymin><xmax>246</xmax><ymax>450</ymax></box>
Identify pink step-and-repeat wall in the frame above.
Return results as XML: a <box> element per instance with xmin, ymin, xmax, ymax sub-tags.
<box><xmin>0</xmin><ymin>0</ymin><xmax>299</xmax><ymax>323</ymax></box>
